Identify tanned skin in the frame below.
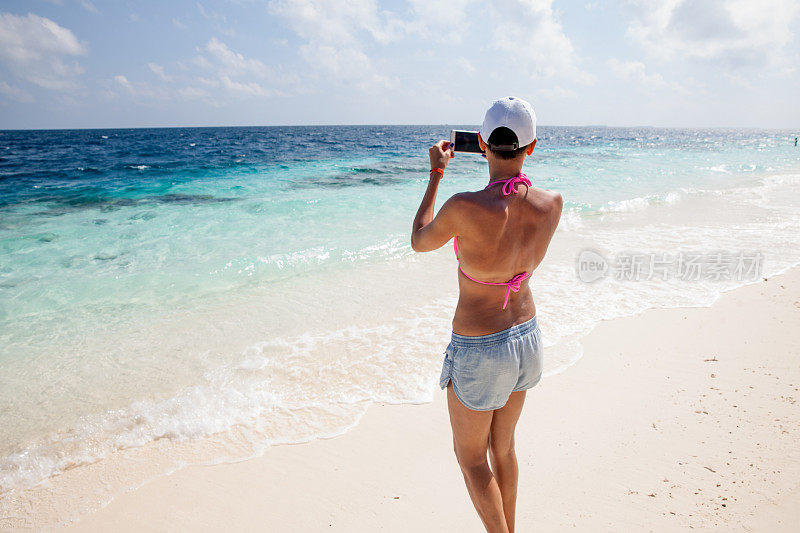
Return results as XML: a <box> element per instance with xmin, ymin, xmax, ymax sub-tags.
<box><xmin>411</xmin><ymin>136</ymin><xmax>562</xmax><ymax>533</ymax></box>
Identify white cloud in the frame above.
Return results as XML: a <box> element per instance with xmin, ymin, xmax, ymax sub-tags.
<box><xmin>197</xmin><ymin>2</ymin><xmax>225</xmax><ymax>23</ymax></box>
<box><xmin>270</xmin><ymin>0</ymin><xmax>405</xmax><ymax>45</ymax></box>
<box><xmin>300</xmin><ymin>44</ymin><xmax>391</xmax><ymax>88</ymax></box>
<box><xmin>607</xmin><ymin>58</ymin><xmax>665</xmax><ymax>88</ymax></box>
<box><xmin>80</xmin><ymin>0</ymin><xmax>99</xmax><ymax>14</ymax></box>
<box><xmin>269</xmin><ymin>0</ymin><xmax>591</xmax><ymax>89</ymax></box>
<box><xmin>172</xmin><ymin>18</ymin><xmax>187</xmax><ymax>30</ymax></box>
<box><xmin>490</xmin><ymin>0</ymin><xmax>593</xmax><ymax>83</ymax></box>
<box><xmin>191</xmin><ymin>54</ymin><xmax>212</xmax><ymax>70</ymax></box>
<box><xmin>404</xmin><ymin>0</ymin><xmax>479</xmax><ymax>44</ymax></box>
<box><xmin>196</xmin><ymin>2</ymin><xmax>234</xmax><ymax>36</ymax></box>
<box><xmin>197</xmin><ymin>76</ymin><xmax>219</xmax><ymax>88</ymax></box>
<box><xmin>114</xmin><ymin>74</ymin><xmax>132</xmax><ymax>90</ymax></box>
<box><xmin>112</xmin><ymin>74</ymin><xmax>169</xmax><ymax>100</ymax></box>
<box><xmin>203</xmin><ymin>37</ymin><xmax>269</xmax><ymax>78</ymax></box>
<box><xmin>0</xmin><ymin>12</ymin><xmax>87</xmax><ymax>91</ymax></box>
<box><xmin>188</xmin><ymin>38</ymin><xmax>282</xmax><ymax>99</ymax></box>
<box><xmin>220</xmin><ymin>75</ymin><xmax>268</xmax><ymax>96</ymax></box>
<box><xmin>268</xmin><ymin>0</ymin><xmax>399</xmax><ymax>88</ymax></box>
<box><xmin>0</xmin><ymin>12</ymin><xmax>86</xmax><ymax>61</ymax></box>
<box><xmin>0</xmin><ymin>80</ymin><xmax>33</xmax><ymax>102</ymax></box>
<box><xmin>625</xmin><ymin>0</ymin><xmax>800</xmax><ymax>71</ymax></box>
<box><xmin>178</xmin><ymin>86</ymin><xmax>209</xmax><ymax>100</ymax></box>
<box><xmin>456</xmin><ymin>57</ymin><xmax>475</xmax><ymax>75</ymax></box>
<box><xmin>148</xmin><ymin>62</ymin><xmax>171</xmax><ymax>81</ymax></box>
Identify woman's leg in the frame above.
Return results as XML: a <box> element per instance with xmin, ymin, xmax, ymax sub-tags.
<box><xmin>446</xmin><ymin>382</ymin><xmax>509</xmax><ymax>533</ymax></box>
<box><xmin>488</xmin><ymin>390</ymin><xmax>527</xmax><ymax>533</ymax></box>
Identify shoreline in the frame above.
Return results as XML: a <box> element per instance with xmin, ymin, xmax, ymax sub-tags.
<box><xmin>6</xmin><ymin>265</ymin><xmax>790</xmax><ymax>531</ymax></box>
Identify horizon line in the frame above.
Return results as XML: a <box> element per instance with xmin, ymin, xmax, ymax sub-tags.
<box><xmin>2</xmin><ymin>124</ymin><xmax>797</xmax><ymax>133</ymax></box>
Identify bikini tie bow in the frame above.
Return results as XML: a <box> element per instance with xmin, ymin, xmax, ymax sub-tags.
<box><xmin>501</xmin><ymin>272</ymin><xmax>533</xmax><ymax>309</ymax></box>
<box><xmin>499</xmin><ymin>173</ymin><xmax>532</xmax><ymax>196</ymax></box>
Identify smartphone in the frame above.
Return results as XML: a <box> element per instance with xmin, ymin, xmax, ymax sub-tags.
<box><xmin>450</xmin><ymin>130</ymin><xmax>484</xmax><ymax>154</ymax></box>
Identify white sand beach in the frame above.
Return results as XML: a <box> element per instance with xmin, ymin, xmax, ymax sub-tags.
<box><xmin>18</xmin><ymin>267</ymin><xmax>791</xmax><ymax>532</ymax></box>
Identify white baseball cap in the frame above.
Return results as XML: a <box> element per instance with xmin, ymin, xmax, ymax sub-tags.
<box><xmin>479</xmin><ymin>96</ymin><xmax>537</xmax><ymax>150</ymax></box>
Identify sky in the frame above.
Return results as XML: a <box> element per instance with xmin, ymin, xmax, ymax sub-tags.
<box><xmin>0</xmin><ymin>0</ymin><xmax>798</xmax><ymax>129</ymax></box>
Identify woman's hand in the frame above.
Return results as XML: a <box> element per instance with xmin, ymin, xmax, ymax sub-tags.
<box><xmin>429</xmin><ymin>140</ymin><xmax>454</xmax><ymax>173</ymax></box>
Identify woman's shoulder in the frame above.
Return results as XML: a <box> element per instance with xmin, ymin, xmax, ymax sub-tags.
<box><xmin>444</xmin><ymin>190</ymin><xmax>486</xmax><ymax>211</ymax></box>
<box><xmin>528</xmin><ymin>187</ymin><xmax>563</xmax><ymax>216</ymax></box>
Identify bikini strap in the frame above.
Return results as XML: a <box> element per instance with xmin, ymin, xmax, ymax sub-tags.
<box><xmin>457</xmin><ymin>264</ymin><xmax>531</xmax><ymax>310</ymax></box>
<box><xmin>484</xmin><ymin>172</ymin><xmax>531</xmax><ymax>196</ymax></box>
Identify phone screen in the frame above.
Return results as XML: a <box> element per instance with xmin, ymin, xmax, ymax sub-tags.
<box><xmin>451</xmin><ymin>130</ymin><xmax>483</xmax><ymax>153</ymax></box>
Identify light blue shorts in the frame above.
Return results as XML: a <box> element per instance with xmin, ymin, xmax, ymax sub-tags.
<box><xmin>439</xmin><ymin>315</ymin><xmax>543</xmax><ymax>411</ymax></box>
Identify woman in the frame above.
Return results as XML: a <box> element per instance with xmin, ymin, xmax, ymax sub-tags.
<box><xmin>410</xmin><ymin>97</ymin><xmax>562</xmax><ymax>533</ymax></box>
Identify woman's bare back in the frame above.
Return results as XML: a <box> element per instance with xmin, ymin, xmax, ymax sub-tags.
<box><xmin>450</xmin><ymin>182</ymin><xmax>562</xmax><ymax>335</ymax></box>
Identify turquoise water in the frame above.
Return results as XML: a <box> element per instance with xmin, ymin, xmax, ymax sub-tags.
<box><xmin>2</xmin><ymin>127</ymin><xmax>796</xmax><ymax>340</ymax></box>
<box><xmin>1</xmin><ymin>126</ymin><xmax>799</xmax><ymax>505</ymax></box>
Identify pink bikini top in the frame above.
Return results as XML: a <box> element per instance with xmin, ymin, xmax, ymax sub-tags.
<box><xmin>453</xmin><ymin>173</ymin><xmax>533</xmax><ymax>310</ymax></box>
